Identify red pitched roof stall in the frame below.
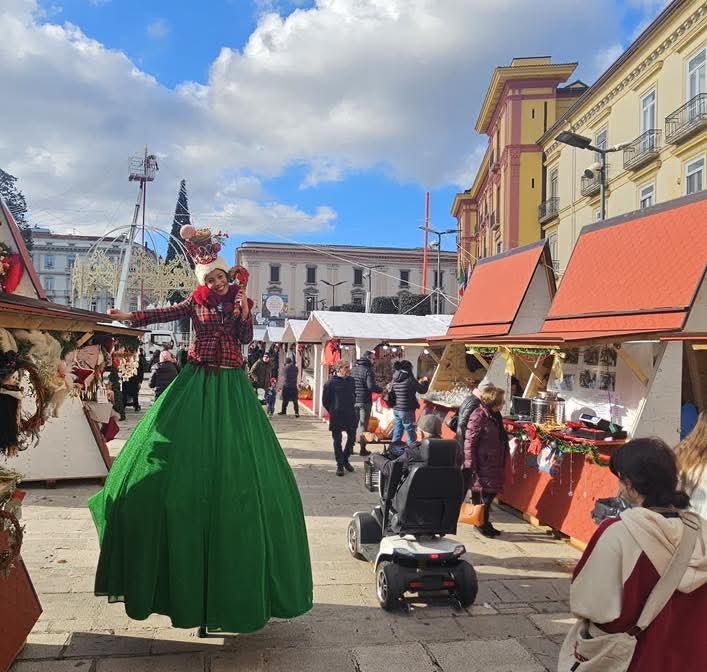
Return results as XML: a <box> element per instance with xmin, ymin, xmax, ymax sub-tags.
<box><xmin>446</xmin><ymin>240</ymin><xmax>554</xmax><ymax>340</ymax></box>
<box><xmin>540</xmin><ymin>192</ymin><xmax>707</xmax><ymax>341</ymax></box>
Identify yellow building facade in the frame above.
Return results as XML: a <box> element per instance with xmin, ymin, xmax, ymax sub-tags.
<box><xmin>539</xmin><ymin>0</ymin><xmax>707</xmax><ymax>274</ymax></box>
<box><xmin>452</xmin><ymin>57</ymin><xmax>586</xmax><ymax>273</ymax></box>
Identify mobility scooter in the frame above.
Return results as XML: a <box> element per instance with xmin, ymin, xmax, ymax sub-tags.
<box><xmin>347</xmin><ymin>439</ymin><xmax>478</xmax><ymax>611</ymax></box>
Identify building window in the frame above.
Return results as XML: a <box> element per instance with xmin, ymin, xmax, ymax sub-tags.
<box><xmin>128</xmin><ymin>299</ymin><xmax>138</xmax><ymax>312</ymax></box>
<box><xmin>547</xmin><ymin>233</ymin><xmax>559</xmax><ymax>271</ymax></box>
<box><xmin>353</xmin><ymin>268</ymin><xmax>363</xmax><ymax>286</ymax></box>
<box><xmin>306</xmin><ymin>266</ymin><xmax>317</xmax><ymax>284</ymax></box>
<box><xmin>399</xmin><ymin>269</ymin><xmax>410</xmax><ymax>288</ymax></box>
<box><xmin>595</xmin><ymin>209</ymin><xmax>602</xmax><ymax>221</ymax></box>
<box><xmin>44</xmin><ymin>276</ymin><xmax>54</xmax><ymax>291</ymax></box>
<box><xmin>44</xmin><ymin>254</ymin><xmax>54</xmax><ymax>269</ymax></box>
<box><xmin>269</xmin><ymin>264</ymin><xmax>280</xmax><ymax>283</ymax></box>
<box><xmin>66</xmin><ymin>255</ymin><xmax>76</xmax><ymax>270</ymax></box>
<box><xmin>433</xmin><ymin>270</ymin><xmax>444</xmax><ymax>289</ymax></box>
<box><xmin>639</xmin><ymin>183</ymin><xmax>655</xmax><ymax>209</ymax></box>
<box><xmin>91</xmin><ymin>299</ymin><xmax>98</xmax><ymax>312</ymax></box>
<box><xmin>305</xmin><ymin>295</ymin><xmax>316</xmax><ymax>314</ymax></box>
<box><xmin>495</xmin><ymin>239</ymin><xmax>503</xmax><ymax>255</ymax></box>
<box><xmin>352</xmin><ymin>296</ymin><xmax>363</xmax><ymax>307</ymax></box>
<box><xmin>686</xmin><ymin>157</ymin><xmax>705</xmax><ymax>195</ymax></box>
<box><xmin>549</xmin><ymin>168</ymin><xmax>559</xmax><ymax>199</ymax></box>
<box><xmin>687</xmin><ymin>48</ymin><xmax>706</xmax><ymax>102</ymax></box>
<box><xmin>595</xmin><ymin>128</ymin><xmax>608</xmax><ymax>158</ymax></box>
<box><xmin>640</xmin><ymin>89</ymin><xmax>656</xmax><ymax>134</ymax></box>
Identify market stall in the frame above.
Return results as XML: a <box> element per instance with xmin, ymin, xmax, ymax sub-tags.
<box><xmin>422</xmin><ymin>240</ymin><xmax>556</xmax><ymax>435</ymax></box>
<box><xmin>0</xmin><ymin>195</ymin><xmax>143</xmax><ymax>669</ymax></box>
<box><xmin>297</xmin><ymin>311</ymin><xmax>451</xmax><ymax>418</ymax></box>
<box><xmin>473</xmin><ymin>193</ymin><xmax>707</xmax><ymax>545</ymax></box>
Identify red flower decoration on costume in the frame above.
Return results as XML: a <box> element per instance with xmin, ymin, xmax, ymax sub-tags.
<box><xmin>526</xmin><ymin>424</ymin><xmax>537</xmax><ymax>440</ymax></box>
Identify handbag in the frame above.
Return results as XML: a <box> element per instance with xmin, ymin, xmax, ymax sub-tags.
<box><xmin>458</xmin><ymin>501</ymin><xmax>485</xmax><ymax>526</ymax></box>
<box><xmin>558</xmin><ymin>512</ymin><xmax>700</xmax><ymax>672</ymax></box>
<box><xmin>382</xmin><ymin>383</ymin><xmax>396</xmax><ymax>408</ymax></box>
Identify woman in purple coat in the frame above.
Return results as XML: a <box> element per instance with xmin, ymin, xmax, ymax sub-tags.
<box><xmin>463</xmin><ymin>385</ymin><xmax>509</xmax><ymax>537</ymax></box>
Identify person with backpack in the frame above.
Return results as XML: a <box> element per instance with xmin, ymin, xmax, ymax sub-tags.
<box><xmin>390</xmin><ymin>360</ymin><xmax>429</xmax><ymax>446</ymax></box>
<box><xmin>279</xmin><ymin>355</ymin><xmax>300</xmax><ymax>417</ymax></box>
<box><xmin>561</xmin><ymin>437</ymin><xmax>706</xmax><ymax>671</ymax></box>
<box><xmin>149</xmin><ymin>350</ymin><xmax>180</xmax><ymax>399</ymax></box>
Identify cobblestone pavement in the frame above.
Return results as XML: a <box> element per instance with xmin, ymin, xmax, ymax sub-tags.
<box><xmin>12</xmin><ymin>391</ymin><xmax>580</xmax><ymax>671</ymax></box>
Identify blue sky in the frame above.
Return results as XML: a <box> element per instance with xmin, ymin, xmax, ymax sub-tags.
<box><xmin>8</xmin><ymin>0</ymin><xmax>663</xmax><ymax>259</ymax></box>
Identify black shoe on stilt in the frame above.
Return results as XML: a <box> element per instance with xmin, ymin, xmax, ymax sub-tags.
<box><xmin>197</xmin><ymin>625</ymin><xmax>208</xmax><ymax>638</ymax></box>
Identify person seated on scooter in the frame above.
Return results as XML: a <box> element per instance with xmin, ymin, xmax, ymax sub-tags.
<box><xmin>370</xmin><ymin>413</ymin><xmax>442</xmax><ymax>480</ymax></box>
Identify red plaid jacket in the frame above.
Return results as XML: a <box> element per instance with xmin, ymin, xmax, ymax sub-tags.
<box><xmin>131</xmin><ymin>296</ymin><xmax>253</xmax><ymax>368</ymax></box>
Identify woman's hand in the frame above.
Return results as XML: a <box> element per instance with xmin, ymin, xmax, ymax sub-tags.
<box><xmin>237</xmin><ymin>290</ymin><xmax>251</xmax><ymax>319</ymax></box>
<box><xmin>107</xmin><ymin>308</ymin><xmax>133</xmax><ymax>322</ymax></box>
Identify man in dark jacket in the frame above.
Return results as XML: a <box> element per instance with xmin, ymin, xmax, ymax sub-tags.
<box><xmin>351</xmin><ymin>350</ymin><xmax>381</xmax><ymax>456</ymax></box>
<box><xmin>371</xmin><ymin>413</ymin><xmax>442</xmax><ymax>480</ymax></box>
<box><xmin>322</xmin><ymin>360</ymin><xmax>357</xmax><ymax>477</ymax></box>
<box><xmin>279</xmin><ymin>354</ymin><xmax>300</xmax><ymax>417</ymax></box>
<box><xmin>249</xmin><ymin>353</ymin><xmax>272</xmax><ymax>390</ymax></box>
<box><xmin>391</xmin><ymin>360</ymin><xmax>429</xmax><ymax>445</ymax></box>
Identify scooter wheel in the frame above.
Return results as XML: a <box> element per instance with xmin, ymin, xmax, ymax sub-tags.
<box><xmin>453</xmin><ymin>560</ymin><xmax>479</xmax><ymax>608</ymax></box>
<box><xmin>376</xmin><ymin>561</ymin><xmax>402</xmax><ymax>611</ymax></box>
<box><xmin>347</xmin><ymin>519</ymin><xmax>364</xmax><ymax>560</ymax></box>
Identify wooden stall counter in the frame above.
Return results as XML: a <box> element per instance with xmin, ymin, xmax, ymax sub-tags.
<box><xmin>499</xmin><ymin>423</ymin><xmax>621</xmax><ymax>545</ymax></box>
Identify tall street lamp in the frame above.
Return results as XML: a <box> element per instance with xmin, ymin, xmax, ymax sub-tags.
<box><xmin>321</xmin><ymin>280</ymin><xmax>346</xmax><ymax>308</ymax></box>
<box><xmin>419</xmin><ymin>225</ymin><xmax>456</xmax><ymax>314</ymax></box>
<box><xmin>364</xmin><ymin>265</ymin><xmax>384</xmax><ymax>313</ymax></box>
<box><xmin>555</xmin><ymin>131</ymin><xmax>631</xmax><ymax>220</ymax></box>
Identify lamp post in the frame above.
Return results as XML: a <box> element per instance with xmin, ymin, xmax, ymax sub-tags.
<box><xmin>419</xmin><ymin>225</ymin><xmax>456</xmax><ymax>314</ymax></box>
<box><xmin>555</xmin><ymin>131</ymin><xmax>631</xmax><ymax>220</ymax></box>
<box><xmin>321</xmin><ymin>280</ymin><xmax>346</xmax><ymax>308</ymax></box>
<box><xmin>364</xmin><ymin>265</ymin><xmax>384</xmax><ymax>313</ymax></box>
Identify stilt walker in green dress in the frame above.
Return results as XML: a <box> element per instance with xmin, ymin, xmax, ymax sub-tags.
<box><xmin>88</xmin><ymin>226</ymin><xmax>312</xmax><ymax>635</ymax></box>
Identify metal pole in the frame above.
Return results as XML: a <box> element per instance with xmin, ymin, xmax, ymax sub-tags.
<box><xmin>365</xmin><ymin>270</ymin><xmax>372</xmax><ymax>312</ymax></box>
<box><xmin>599</xmin><ymin>151</ymin><xmax>606</xmax><ymax>221</ymax></box>
<box><xmin>436</xmin><ymin>233</ymin><xmax>442</xmax><ymax>315</ymax></box>
<box><xmin>422</xmin><ymin>192</ymin><xmax>430</xmax><ymax>293</ymax></box>
<box><xmin>140</xmin><ymin>162</ymin><xmax>147</xmax><ymax>310</ymax></box>
<box><xmin>115</xmin><ymin>181</ymin><xmax>143</xmax><ymax>312</ymax></box>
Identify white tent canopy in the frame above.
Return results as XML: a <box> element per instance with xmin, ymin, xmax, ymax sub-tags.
<box><xmin>281</xmin><ymin>319</ymin><xmax>308</xmax><ymax>344</ymax></box>
<box><xmin>264</xmin><ymin>326</ymin><xmax>286</xmax><ymax>343</ymax></box>
<box><xmin>299</xmin><ymin>311</ymin><xmax>452</xmax><ymax>343</ymax></box>
<box><xmin>252</xmin><ymin>325</ymin><xmax>267</xmax><ymax>342</ymax></box>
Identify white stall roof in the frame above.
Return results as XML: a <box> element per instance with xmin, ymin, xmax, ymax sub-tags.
<box><xmin>265</xmin><ymin>326</ymin><xmax>286</xmax><ymax>343</ymax></box>
<box><xmin>253</xmin><ymin>326</ymin><xmax>267</xmax><ymax>342</ymax></box>
<box><xmin>300</xmin><ymin>311</ymin><xmax>452</xmax><ymax>343</ymax></box>
<box><xmin>281</xmin><ymin>319</ymin><xmax>308</xmax><ymax>343</ymax></box>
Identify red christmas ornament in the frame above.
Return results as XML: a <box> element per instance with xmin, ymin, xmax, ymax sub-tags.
<box><xmin>1</xmin><ymin>254</ymin><xmax>23</xmax><ymax>293</ymax></box>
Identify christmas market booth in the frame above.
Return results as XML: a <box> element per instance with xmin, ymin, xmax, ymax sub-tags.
<box><xmin>422</xmin><ymin>239</ymin><xmax>556</xmax><ymax>434</ymax></box>
<box><xmin>1</xmin><ymin>195</ymin><xmax>144</xmax><ymax>671</ymax></box>
<box><xmin>458</xmin><ymin>193</ymin><xmax>707</xmax><ymax>547</ymax></box>
<box><xmin>280</xmin><ymin>319</ymin><xmax>314</xmax><ymax>400</ymax></box>
<box><xmin>297</xmin><ymin>311</ymin><xmax>451</xmax><ymax>419</ymax></box>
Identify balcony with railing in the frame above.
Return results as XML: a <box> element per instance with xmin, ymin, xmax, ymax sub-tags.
<box><xmin>665</xmin><ymin>94</ymin><xmax>707</xmax><ymax>144</ymax></box>
<box><xmin>538</xmin><ymin>197</ymin><xmax>559</xmax><ymax>224</ymax></box>
<box><xmin>623</xmin><ymin>129</ymin><xmax>661</xmax><ymax>171</ymax></box>
<box><xmin>490</xmin><ymin>212</ymin><xmax>499</xmax><ymax>230</ymax></box>
<box><xmin>581</xmin><ymin>171</ymin><xmax>604</xmax><ymax>197</ymax></box>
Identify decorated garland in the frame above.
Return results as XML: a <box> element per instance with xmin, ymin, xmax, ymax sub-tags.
<box><xmin>508</xmin><ymin>422</ymin><xmax>610</xmax><ymax>467</ymax></box>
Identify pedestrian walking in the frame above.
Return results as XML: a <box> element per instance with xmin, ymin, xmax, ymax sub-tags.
<box><xmin>149</xmin><ymin>350</ymin><xmax>180</xmax><ymax>399</ymax></box>
<box><xmin>265</xmin><ymin>377</ymin><xmax>278</xmax><ymax>417</ymax></box>
<box><xmin>249</xmin><ymin>352</ymin><xmax>272</xmax><ymax>391</ymax></box>
<box><xmin>561</xmin><ymin>438</ymin><xmax>707</xmax><ymax>672</ymax></box>
<box><xmin>322</xmin><ymin>360</ymin><xmax>357</xmax><ymax>477</ymax></box>
<box><xmin>90</xmin><ymin>226</ymin><xmax>312</xmax><ymax>636</ymax></box>
<box><xmin>279</xmin><ymin>354</ymin><xmax>300</xmax><ymax>417</ymax></box>
<box><xmin>390</xmin><ymin>360</ymin><xmax>429</xmax><ymax>445</ymax></box>
<box><xmin>463</xmin><ymin>385</ymin><xmax>508</xmax><ymax>537</ymax></box>
<box><xmin>675</xmin><ymin>410</ymin><xmax>707</xmax><ymax>518</ymax></box>
<box><xmin>121</xmin><ymin>352</ymin><xmax>145</xmax><ymax>412</ymax></box>
<box><xmin>351</xmin><ymin>350</ymin><xmax>381</xmax><ymax>456</ymax></box>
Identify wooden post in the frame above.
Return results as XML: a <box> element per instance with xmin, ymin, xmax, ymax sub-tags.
<box><xmin>685</xmin><ymin>343</ymin><xmax>704</xmax><ymax>410</ymax></box>
<box><xmin>616</xmin><ymin>346</ymin><xmax>650</xmax><ymax>386</ymax></box>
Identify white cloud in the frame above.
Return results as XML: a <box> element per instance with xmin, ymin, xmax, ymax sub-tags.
<box><xmin>147</xmin><ymin>18</ymin><xmax>170</xmax><ymax>39</ymax></box>
<box><xmin>1</xmin><ymin>0</ymin><xmax>660</xmax><ymax>243</ymax></box>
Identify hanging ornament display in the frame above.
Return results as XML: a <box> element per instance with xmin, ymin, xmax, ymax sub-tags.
<box><xmin>0</xmin><ymin>242</ymin><xmax>24</xmax><ymax>294</ymax></box>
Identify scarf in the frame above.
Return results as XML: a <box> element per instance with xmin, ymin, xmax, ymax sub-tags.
<box><xmin>192</xmin><ymin>284</ymin><xmax>238</xmax><ymax>315</ymax></box>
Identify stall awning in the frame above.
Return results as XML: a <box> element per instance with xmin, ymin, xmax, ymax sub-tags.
<box><xmin>0</xmin><ymin>293</ymin><xmax>144</xmax><ymax>336</ymax></box>
<box><xmin>541</xmin><ymin>192</ymin><xmax>707</xmax><ymax>339</ymax></box>
<box><xmin>443</xmin><ymin>240</ymin><xmax>554</xmax><ymax>341</ymax></box>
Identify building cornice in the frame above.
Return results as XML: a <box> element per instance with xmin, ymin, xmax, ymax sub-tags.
<box><xmin>475</xmin><ymin>62</ymin><xmax>578</xmax><ymax>134</ymax></box>
<box><xmin>540</xmin><ymin>0</ymin><xmax>706</xmax><ymax>151</ymax></box>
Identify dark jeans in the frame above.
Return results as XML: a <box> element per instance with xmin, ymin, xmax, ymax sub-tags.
<box><xmin>332</xmin><ymin>429</ymin><xmax>355</xmax><ymax>467</ymax></box>
<box><xmin>471</xmin><ymin>490</ymin><xmax>496</xmax><ymax>527</ymax></box>
<box><xmin>355</xmin><ymin>402</ymin><xmax>372</xmax><ymax>439</ymax></box>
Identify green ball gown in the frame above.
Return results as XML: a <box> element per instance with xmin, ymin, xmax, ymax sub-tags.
<box><xmin>88</xmin><ymin>296</ymin><xmax>312</xmax><ymax>632</ymax></box>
